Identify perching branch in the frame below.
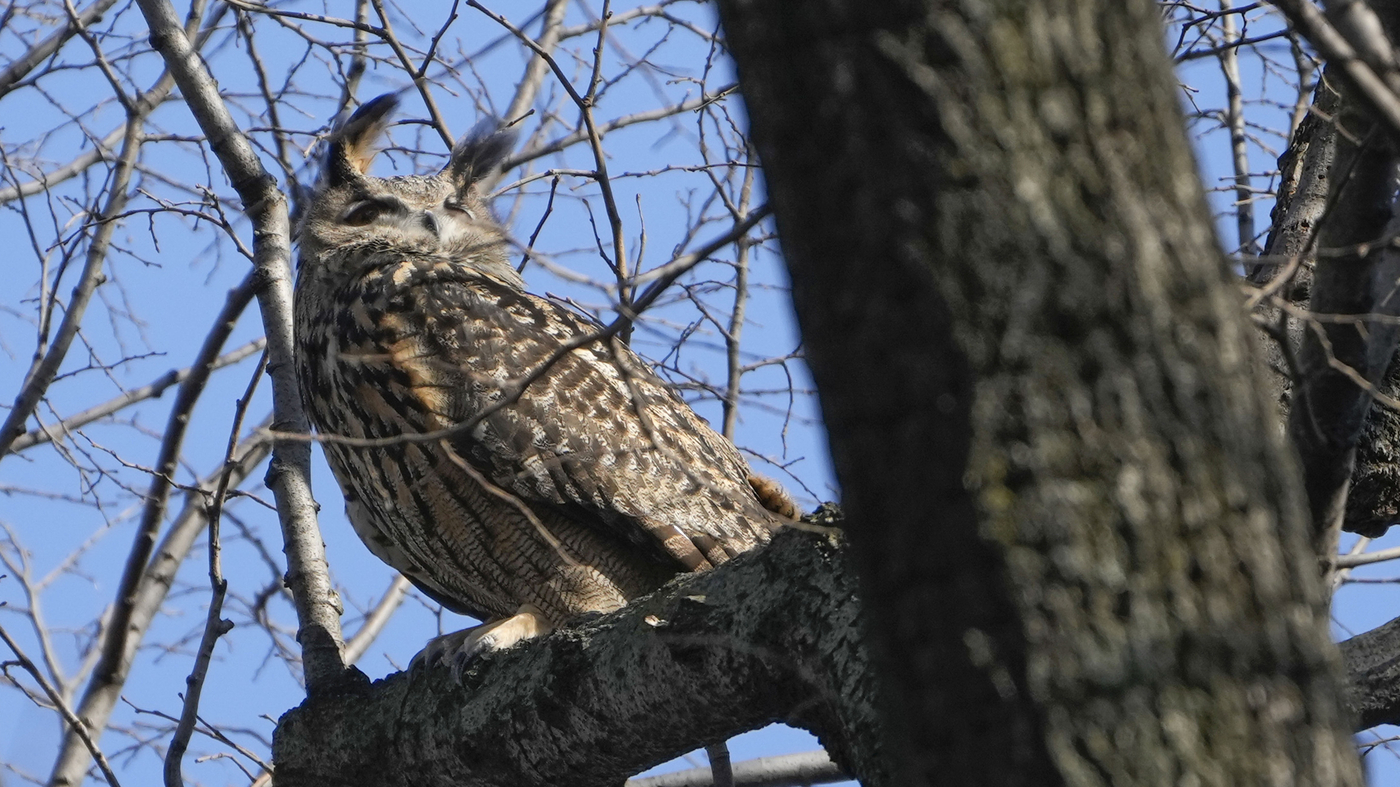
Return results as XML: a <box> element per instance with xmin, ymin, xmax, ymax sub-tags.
<box><xmin>271</xmin><ymin>528</ymin><xmax>889</xmax><ymax>787</ymax></box>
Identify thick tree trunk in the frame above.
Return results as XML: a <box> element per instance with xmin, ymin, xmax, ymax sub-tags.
<box><xmin>715</xmin><ymin>1</ymin><xmax>1362</xmax><ymax>785</ymax></box>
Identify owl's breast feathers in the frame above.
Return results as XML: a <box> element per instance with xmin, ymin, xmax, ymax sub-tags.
<box><xmin>295</xmin><ymin>254</ymin><xmax>782</xmax><ymax>622</ymax></box>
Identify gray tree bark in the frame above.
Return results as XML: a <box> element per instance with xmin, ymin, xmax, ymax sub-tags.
<box><xmin>271</xmin><ymin>528</ymin><xmax>885</xmax><ymax>787</ymax></box>
<box><xmin>715</xmin><ymin>0</ymin><xmax>1362</xmax><ymax>785</ymax></box>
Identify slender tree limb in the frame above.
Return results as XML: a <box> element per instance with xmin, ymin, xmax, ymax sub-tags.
<box><xmin>0</xmin><ymin>0</ymin><xmax>120</xmax><ymax>99</ymax></box>
<box><xmin>1272</xmin><ymin>0</ymin><xmax>1400</xmax><ymax>138</ymax></box>
<box><xmin>721</xmin><ymin>144</ymin><xmax>758</xmax><ymax>440</ymax></box>
<box><xmin>1219</xmin><ymin>0</ymin><xmax>1258</xmax><ymax>255</ymax></box>
<box><xmin>0</xmin><ymin>120</ymin><xmax>142</xmax><ymax>458</ymax></box>
<box><xmin>164</xmin><ymin>352</ymin><xmax>266</xmax><ymax>787</ymax></box>
<box><xmin>0</xmin><ymin>126</ymin><xmax>126</xmax><ymax>206</ymax></box>
<box><xmin>1336</xmin><ymin>544</ymin><xmax>1400</xmax><ymax>567</ymax></box>
<box><xmin>46</xmin><ymin>415</ymin><xmax>272</xmax><ymax>787</ymax></box>
<box><xmin>471</xmin><ymin>0</ymin><xmax>633</xmax><ymax>334</ymax></box>
<box><xmin>368</xmin><ymin>0</ymin><xmax>455</xmax><ymax>147</ymax></box>
<box><xmin>0</xmin><ymin>625</ymin><xmax>123</xmax><ymax>787</ymax></box>
<box><xmin>473</xmin><ymin>0</ymin><xmax>570</xmax><ymax>198</ymax></box>
<box><xmin>49</xmin><ymin>271</ymin><xmax>257</xmax><ymax>784</ymax></box>
<box><xmin>624</xmin><ymin>751</ymin><xmax>847</xmax><ymax>787</ymax></box>
<box><xmin>501</xmin><ymin>0</ymin><xmax>570</xmax><ymax>127</ymax></box>
<box><xmin>703</xmin><ymin>742</ymin><xmax>733</xmax><ymax>787</ymax></box>
<box><xmin>133</xmin><ymin>0</ymin><xmax>349</xmax><ymax>693</ymax></box>
<box><xmin>0</xmin><ymin>2</ymin><xmax>231</xmax><ymax>207</ymax></box>
<box><xmin>12</xmin><ymin>339</ymin><xmax>265</xmax><ymax>453</ymax></box>
<box><xmin>342</xmin><ymin>576</ymin><xmax>412</xmax><ymax>666</ymax></box>
<box><xmin>503</xmin><ymin>85</ymin><xmax>738</xmax><ymax>171</ymax></box>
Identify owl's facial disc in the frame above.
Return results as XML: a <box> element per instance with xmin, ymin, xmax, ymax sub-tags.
<box><xmin>334</xmin><ymin>185</ymin><xmax>493</xmax><ymax>254</ymax></box>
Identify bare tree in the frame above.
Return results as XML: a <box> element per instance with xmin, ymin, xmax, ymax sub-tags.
<box><xmin>7</xmin><ymin>1</ymin><xmax>1400</xmax><ymax>786</ymax></box>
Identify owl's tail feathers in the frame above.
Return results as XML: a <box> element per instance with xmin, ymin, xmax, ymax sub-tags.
<box><xmin>748</xmin><ymin>473</ymin><xmax>798</xmax><ymax>522</ymax></box>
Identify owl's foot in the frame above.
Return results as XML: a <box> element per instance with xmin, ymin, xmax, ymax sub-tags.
<box><xmin>410</xmin><ymin>604</ymin><xmax>553</xmax><ymax>678</ymax></box>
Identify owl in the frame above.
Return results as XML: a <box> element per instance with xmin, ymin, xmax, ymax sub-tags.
<box><xmin>293</xmin><ymin>95</ymin><xmax>794</xmax><ymax>668</ymax></box>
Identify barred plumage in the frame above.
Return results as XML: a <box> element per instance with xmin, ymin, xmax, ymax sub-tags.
<box><xmin>293</xmin><ymin>95</ymin><xmax>790</xmax><ymax>664</ymax></box>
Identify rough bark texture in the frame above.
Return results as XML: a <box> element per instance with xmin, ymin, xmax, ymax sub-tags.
<box><xmin>1286</xmin><ymin>69</ymin><xmax>1400</xmax><ymax>553</ymax></box>
<box><xmin>1255</xmin><ymin>18</ymin><xmax>1400</xmax><ymax>542</ymax></box>
<box><xmin>1249</xmin><ymin>70</ymin><xmax>1338</xmax><ymax>409</ymax></box>
<box><xmin>1347</xmin><ymin>358</ymin><xmax>1400</xmax><ymax>535</ymax></box>
<box><xmin>1324</xmin><ymin>75</ymin><xmax>1400</xmax><ymax>539</ymax></box>
<box><xmin>716</xmin><ymin>1</ymin><xmax>1362</xmax><ymax>785</ymax></box>
<box><xmin>272</xmin><ymin>528</ymin><xmax>887</xmax><ymax>787</ymax></box>
<box><xmin>1341</xmin><ymin>615</ymin><xmax>1400</xmax><ymax>730</ymax></box>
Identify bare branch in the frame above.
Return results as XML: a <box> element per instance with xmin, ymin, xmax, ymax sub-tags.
<box><xmin>12</xmin><ymin>339</ymin><xmax>265</xmax><ymax>453</ymax></box>
<box><xmin>132</xmin><ymin>0</ymin><xmax>348</xmax><ymax>692</ymax></box>
<box><xmin>164</xmin><ymin>352</ymin><xmax>267</xmax><ymax>787</ymax></box>
<box><xmin>1270</xmin><ymin>0</ymin><xmax>1400</xmax><ymax>136</ymax></box>
<box><xmin>0</xmin><ymin>625</ymin><xmax>122</xmax><ymax>787</ymax></box>
<box><xmin>0</xmin><ymin>0</ymin><xmax>120</xmax><ymax>99</ymax></box>
<box><xmin>624</xmin><ymin>751</ymin><xmax>848</xmax><ymax>787</ymax></box>
<box><xmin>342</xmin><ymin>576</ymin><xmax>411</xmax><ymax>666</ymax></box>
<box><xmin>0</xmin><ymin>121</ymin><xmax>143</xmax><ymax>458</ymax></box>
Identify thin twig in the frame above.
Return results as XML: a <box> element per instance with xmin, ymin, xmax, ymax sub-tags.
<box><xmin>13</xmin><ymin>339</ymin><xmax>265</xmax><ymax>452</ymax></box>
<box><xmin>0</xmin><ymin>625</ymin><xmax>123</xmax><ymax>787</ymax></box>
<box><xmin>164</xmin><ymin>352</ymin><xmax>267</xmax><ymax>787</ymax></box>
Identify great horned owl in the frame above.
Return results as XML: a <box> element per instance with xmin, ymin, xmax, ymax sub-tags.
<box><xmin>293</xmin><ymin>95</ymin><xmax>792</xmax><ymax>666</ymax></box>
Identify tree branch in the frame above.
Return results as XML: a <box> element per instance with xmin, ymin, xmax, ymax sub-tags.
<box><xmin>1341</xmin><ymin>614</ymin><xmax>1400</xmax><ymax>729</ymax></box>
<box><xmin>0</xmin><ymin>0</ymin><xmax>120</xmax><ymax>99</ymax></box>
<box><xmin>271</xmin><ymin>529</ymin><xmax>889</xmax><ymax>787</ymax></box>
<box><xmin>132</xmin><ymin>0</ymin><xmax>348</xmax><ymax>692</ymax></box>
<box><xmin>48</xmin><ymin>418</ymin><xmax>273</xmax><ymax>787</ymax></box>
<box><xmin>0</xmin><ymin>120</ymin><xmax>141</xmax><ymax>458</ymax></box>
<box><xmin>12</xmin><ymin>339</ymin><xmax>265</xmax><ymax>453</ymax></box>
<box><xmin>624</xmin><ymin>751</ymin><xmax>847</xmax><ymax>787</ymax></box>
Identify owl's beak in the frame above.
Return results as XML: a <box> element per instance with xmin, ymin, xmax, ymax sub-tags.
<box><xmin>420</xmin><ymin>210</ymin><xmax>441</xmax><ymax>239</ymax></box>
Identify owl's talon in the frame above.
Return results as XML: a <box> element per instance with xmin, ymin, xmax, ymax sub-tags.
<box><xmin>410</xmin><ymin>604</ymin><xmax>553</xmax><ymax>679</ymax></box>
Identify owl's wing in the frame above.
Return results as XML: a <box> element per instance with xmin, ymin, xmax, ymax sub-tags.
<box><xmin>363</xmin><ymin>259</ymin><xmax>781</xmax><ymax>572</ymax></box>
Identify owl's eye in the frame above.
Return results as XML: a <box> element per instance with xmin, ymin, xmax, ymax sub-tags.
<box><xmin>342</xmin><ymin>200</ymin><xmax>389</xmax><ymax>226</ymax></box>
<box><xmin>443</xmin><ymin>197</ymin><xmax>474</xmax><ymax>219</ymax></box>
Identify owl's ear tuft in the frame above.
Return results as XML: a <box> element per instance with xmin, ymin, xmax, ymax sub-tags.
<box><xmin>325</xmin><ymin>94</ymin><xmax>399</xmax><ymax>186</ymax></box>
<box><xmin>446</xmin><ymin>117</ymin><xmax>517</xmax><ymax>190</ymax></box>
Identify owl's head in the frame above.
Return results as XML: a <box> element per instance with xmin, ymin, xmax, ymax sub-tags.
<box><xmin>296</xmin><ymin>94</ymin><xmax>517</xmax><ymax>274</ymax></box>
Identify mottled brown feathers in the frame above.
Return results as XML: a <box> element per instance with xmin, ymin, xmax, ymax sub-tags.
<box><xmin>293</xmin><ymin>97</ymin><xmax>787</xmax><ymax>637</ymax></box>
